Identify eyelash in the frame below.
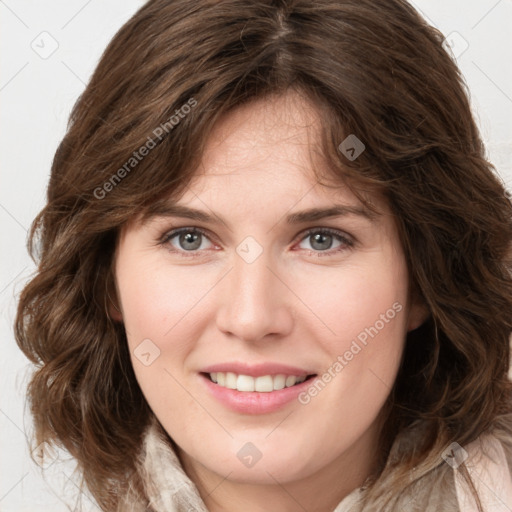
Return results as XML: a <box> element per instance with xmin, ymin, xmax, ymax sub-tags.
<box><xmin>159</xmin><ymin>226</ymin><xmax>354</xmax><ymax>258</ymax></box>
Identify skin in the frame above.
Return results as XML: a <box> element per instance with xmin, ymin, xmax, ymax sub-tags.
<box><xmin>113</xmin><ymin>90</ymin><xmax>427</xmax><ymax>512</ymax></box>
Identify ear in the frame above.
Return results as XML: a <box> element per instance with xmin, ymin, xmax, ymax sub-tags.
<box><xmin>108</xmin><ymin>296</ymin><xmax>123</xmax><ymax>322</ymax></box>
<box><xmin>106</xmin><ymin>278</ymin><xmax>123</xmax><ymax>323</ymax></box>
<box><xmin>406</xmin><ymin>294</ymin><xmax>430</xmax><ymax>332</ymax></box>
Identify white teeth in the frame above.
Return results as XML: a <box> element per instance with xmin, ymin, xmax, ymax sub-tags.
<box><xmin>225</xmin><ymin>372</ymin><xmax>237</xmax><ymax>389</ymax></box>
<box><xmin>285</xmin><ymin>375</ymin><xmax>297</xmax><ymax>387</ymax></box>
<box><xmin>237</xmin><ymin>374</ymin><xmax>255</xmax><ymax>392</ymax></box>
<box><xmin>208</xmin><ymin>372</ymin><xmax>309</xmax><ymax>392</ymax></box>
<box><xmin>255</xmin><ymin>375</ymin><xmax>273</xmax><ymax>392</ymax></box>
<box><xmin>273</xmin><ymin>374</ymin><xmax>286</xmax><ymax>390</ymax></box>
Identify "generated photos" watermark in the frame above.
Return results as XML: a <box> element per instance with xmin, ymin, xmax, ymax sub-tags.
<box><xmin>298</xmin><ymin>301</ymin><xmax>403</xmax><ymax>404</ymax></box>
<box><xmin>93</xmin><ymin>97</ymin><xmax>197</xmax><ymax>199</ymax></box>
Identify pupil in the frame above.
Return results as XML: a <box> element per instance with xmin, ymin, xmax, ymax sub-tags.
<box><xmin>311</xmin><ymin>233</ymin><xmax>332</xmax><ymax>250</ymax></box>
<box><xmin>180</xmin><ymin>232</ymin><xmax>201</xmax><ymax>250</ymax></box>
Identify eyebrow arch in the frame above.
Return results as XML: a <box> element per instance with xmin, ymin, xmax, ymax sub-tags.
<box><xmin>143</xmin><ymin>203</ymin><xmax>377</xmax><ymax>226</ymax></box>
<box><xmin>285</xmin><ymin>205</ymin><xmax>377</xmax><ymax>224</ymax></box>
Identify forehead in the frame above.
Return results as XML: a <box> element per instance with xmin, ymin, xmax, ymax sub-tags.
<box><xmin>194</xmin><ymin>91</ymin><xmax>323</xmax><ymax>182</ymax></box>
<box><xmin>177</xmin><ymin>91</ymin><xmax>382</xmax><ymax>215</ymax></box>
<box><xmin>132</xmin><ymin>90</ymin><xmax>387</xmax><ymax>230</ymax></box>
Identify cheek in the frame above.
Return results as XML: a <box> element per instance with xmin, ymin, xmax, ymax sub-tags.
<box><xmin>116</xmin><ymin>256</ymin><xmax>217</xmax><ymax>418</ymax></box>
<box><xmin>117</xmin><ymin>254</ymin><xmax>215</xmax><ymax>346</ymax></box>
<box><xmin>115</xmin><ymin>250</ymin><xmax>250</xmax><ymax>417</ymax></box>
<box><xmin>292</xmin><ymin>255</ymin><xmax>409</xmax><ymax>349</ymax></box>
<box><xmin>292</xmin><ymin>256</ymin><xmax>409</xmax><ymax>414</ymax></box>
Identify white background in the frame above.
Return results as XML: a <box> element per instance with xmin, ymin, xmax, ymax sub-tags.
<box><xmin>1</xmin><ymin>1</ymin><xmax>511</xmax><ymax>510</ymax></box>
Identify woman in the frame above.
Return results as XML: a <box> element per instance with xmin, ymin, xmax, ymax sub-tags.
<box><xmin>15</xmin><ymin>0</ymin><xmax>512</xmax><ymax>510</ymax></box>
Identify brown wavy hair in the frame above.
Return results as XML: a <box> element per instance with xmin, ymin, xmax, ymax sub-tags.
<box><xmin>15</xmin><ymin>0</ymin><xmax>512</xmax><ymax>509</ymax></box>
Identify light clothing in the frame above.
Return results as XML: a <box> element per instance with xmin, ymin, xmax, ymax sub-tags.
<box><xmin>119</xmin><ymin>416</ymin><xmax>512</xmax><ymax>511</ymax></box>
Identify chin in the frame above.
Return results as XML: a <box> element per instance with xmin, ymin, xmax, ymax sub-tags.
<box><xmin>196</xmin><ymin>441</ymin><xmax>318</xmax><ymax>485</ymax></box>
<box><xmin>209</xmin><ymin>460</ymin><xmax>311</xmax><ymax>485</ymax></box>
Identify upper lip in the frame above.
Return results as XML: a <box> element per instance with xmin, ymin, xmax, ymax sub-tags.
<box><xmin>200</xmin><ymin>362</ymin><xmax>316</xmax><ymax>378</ymax></box>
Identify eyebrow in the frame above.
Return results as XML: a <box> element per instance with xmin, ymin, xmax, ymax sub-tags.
<box><xmin>285</xmin><ymin>205</ymin><xmax>376</xmax><ymax>224</ymax></box>
<box><xmin>143</xmin><ymin>202</ymin><xmax>377</xmax><ymax>226</ymax></box>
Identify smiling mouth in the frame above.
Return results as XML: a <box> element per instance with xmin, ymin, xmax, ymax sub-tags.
<box><xmin>202</xmin><ymin>372</ymin><xmax>317</xmax><ymax>392</ymax></box>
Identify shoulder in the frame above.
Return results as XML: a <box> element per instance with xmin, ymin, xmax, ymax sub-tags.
<box><xmin>454</xmin><ymin>432</ymin><xmax>512</xmax><ymax>511</ymax></box>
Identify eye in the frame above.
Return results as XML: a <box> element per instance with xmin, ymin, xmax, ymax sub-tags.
<box><xmin>161</xmin><ymin>227</ymin><xmax>215</xmax><ymax>255</ymax></box>
<box><xmin>296</xmin><ymin>228</ymin><xmax>353</xmax><ymax>254</ymax></box>
<box><xmin>159</xmin><ymin>226</ymin><xmax>354</xmax><ymax>257</ymax></box>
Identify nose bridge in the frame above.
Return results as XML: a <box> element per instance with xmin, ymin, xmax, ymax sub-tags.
<box><xmin>232</xmin><ymin>251</ymin><xmax>272</xmax><ymax>308</ymax></box>
<box><xmin>216</xmin><ymin>241</ymin><xmax>293</xmax><ymax>342</ymax></box>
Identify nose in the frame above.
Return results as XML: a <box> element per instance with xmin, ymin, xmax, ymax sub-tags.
<box><xmin>215</xmin><ymin>248</ymin><xmax>294</xmax><ymax>343</ymax></box>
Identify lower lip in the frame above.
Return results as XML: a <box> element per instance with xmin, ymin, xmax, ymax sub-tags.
<box><xmin>200</xmin><ymin>374</ymin><xmax>316</xmax><ymax>414</ymax></box>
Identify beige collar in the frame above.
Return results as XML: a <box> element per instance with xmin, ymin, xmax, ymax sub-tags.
<box><xmin>119</xmin><ymin>417</ymin><xmax>512</xmax><ymax>512</ymax></box>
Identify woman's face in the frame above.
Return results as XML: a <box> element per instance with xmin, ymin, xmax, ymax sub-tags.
<box><xmin>114</xmin><ymin>91</ymin><xmax>425</xmax><ymax>487</ymax></box>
